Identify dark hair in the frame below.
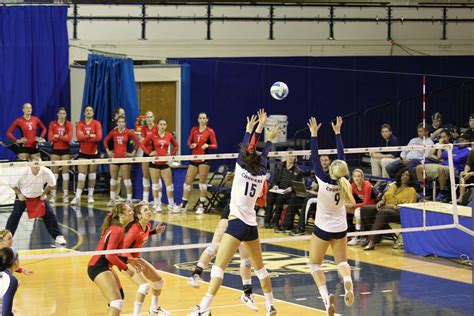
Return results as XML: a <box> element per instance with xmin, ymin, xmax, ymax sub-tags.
<box><xmin>320</xmin><ymin>154</ymin><xmax>332</xmax><ymax>161</ymax></box>
<box><xmin>239</xmin><ymin>143</ymin><xmax>264</xmax><ymax>176</ymax></box>
<box><xmin>57</xmin><ymin>107</ymin><xmax>67</xmax><ymax>114</ymax></box>
<box><xmin>439</xmin><ymin>129</ymin><xmax>452</xmax><ymax>142</ymax></box>
<box><xmin>114</xmin><ymin>107</ymin><xmax>124</xmax><ymax>117</ymax></box>
<box><xmin>417</xmin><ymin>122</ymin><xmax>428</xmax><ymax>130</ymax></box>
<box><xmin>125</xmin><ymin>203</ymin><xmax>148</xmax><ymax>232</ymax></box>
<box><xmin>381</xmin><ymin>124</ymin><xmax>392</xmax><ymax>132</ymax></box>
<box><xmin>158</xmin><ymin>118</ymin><xmax>167</xmax><ymax>124</ymax></box>
<box><xmin>395</xmin><ymin>168</ymin><xmax>415</xmax><ymax>188</ymax></box>
<box><xmin>101</xmin><ymin>202</ymin><xmax>129</xmax><ymax>234</ymax></box>
<box><xmin>432</xmin><ymin>112</ymin><xmax>442</xmax><ymax>120</ymax></box>
<box><xmin>116</xmin><ymin>115</ymin><xmax>126</xmax><ymax>122</ymax></box>
<box><xmin>0</xmin><ymin>247</ymin><xmax>17</xmax><ymax>271</ymax></box>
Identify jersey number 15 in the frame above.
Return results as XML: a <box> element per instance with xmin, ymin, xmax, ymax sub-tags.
<box><xmin>244</xmin><ymin>182</ymin><xmax>257</xmax><ymax>198</ymax></box>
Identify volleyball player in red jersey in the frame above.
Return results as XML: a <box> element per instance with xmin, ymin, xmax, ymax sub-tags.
<box><xmin>71</xmin><ymin>106</ymin><xmax>103</xmax><ymax>205</ymax></box>
<box><xmin>104</xmin><ymin>116</ymin><xmax>140</xmax><ymax>206</ymax></box>
<box><xmin>87</xmin><ymin>202</ymin><xmax>144</xmax><ymax>316</ymax></box>
<box><xmin>140</xmin><ymin>111</ymin><xmax>160</xmax><ymax>204</ymax></box>
<box><xmin>48</xmin><ymin>107</ymin><xmax>73</xmax><ymax>204</ymax></box>
<box><xmin>6</xmin><ymin>103</ymin><xmax>47</xmax><ymax>161</ymax></box>
<box><xmin>141</xmin><ymin>119</ymin><xmax>179</xmax><ymax>212</ymax></box>
<box><xmin>180</xmin><ymin>113</ymin><xmax>218</xmax><ymax>214</ymax></box>
<box><xmin>122</xmin><ymin>203</ymin><xmax>170</xmax><ymax>316</ymax></box>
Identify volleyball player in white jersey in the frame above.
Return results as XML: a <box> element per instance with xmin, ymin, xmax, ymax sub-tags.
<box><xmin>189</xmin><ymin>109</ymin><xmax>279</xmax><ymax>316</ymax></box>
<box><xmin>307</xmin><ymin>116</ymin><xmax>355</xmax><ymax>316</ymax></box>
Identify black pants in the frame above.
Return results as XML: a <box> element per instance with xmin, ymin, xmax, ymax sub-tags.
<box><xmin>360</xmin><ymin>205</ymin><xmax>400</xmax><ymax>243</ymax></box>
<box><xmin>282</xmin><ymin>196</ymin><xmax>305</xmax><ymax>229</ymax></box>
<box><xmin>264</xmin><ymin>193</ymin><xmax>293</xmax><ymax>227</ymax></box>
<box><xmin>6</xmin><ymin>199</ymin><xmax>62</xmax><ymax>240</ymax></box>
<box><xmin>296</xmin><ymin>197</ymin><xmax>317</xmax><ymax>230</ymax></box>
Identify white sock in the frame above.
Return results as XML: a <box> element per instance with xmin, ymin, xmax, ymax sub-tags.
<box><xmin>199</xmin><ymin>293</ymin><xmax>214</xmax><ymax>310</ymax></box>
<box><xmin>88</xmin><ymin>188</ymin><xmax>94</xmax><ymax>197</ymax></box>
<box><xmin>158</xmin><ymin>192</ymin><xmax>162</xmax><ymax>201</ymax></box>
<box><xmin>127</xmin><ymin>194</ymin><xmax>132</xmax><ymax>201</ymax></box>
<box><xmin>75</xmin><ymin>189</ymin><xmax>82</xmax><ymax>199</ymax></box>
<box><xmin>197</xmin><ymin>262</ymin><xmax>205</xmax><ymax>269</ymax></box>
<box><xmin>318</xmin><ymin>285</ymin><xmax>329</xmax><ymax>307</ymax></box>
<box><xmin>242</xmin><ymin>279</ymin><xmax>251</xmax><ymax>286</ymax></box>
<box><xmin>63</xmin><ymin>190</ymin><xmax>68</xmax><ymax>196</ymax></box>
<box><xmin>143</xmin><ymin>190</ymin><xmax>149</xmax><ymax>202</ymax></box>
<box><xmin>133</xmin><ymin>301</ymin><xmax>143</xmax><ymax>316</ymax></box>
<box><xmin>264</xmin><ymin>292</ymin><xmax>274</xmax><ymax>309</ymax></box>
<box><xmin>168</xmin><ymin>198</ymin><xmax>174</xmax><ymax>205</ymax></box>
<box><xmin>110</xmin><ymin>191</ymin><xmax>116</xmax><ymax>200</ymax></box>
<box><xmin>151</xmin><ymin>295</ymin><xmax>159</xmax><ymax>309</ymax></box>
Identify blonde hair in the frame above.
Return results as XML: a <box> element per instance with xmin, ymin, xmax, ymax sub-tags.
<box><xmin>100</xmin><ymin>202</ymin><xmax>129</xmax><ymax>234</ymax></box>
<box><xmin>0</xmin><ymin>230</ymin><xmax>11</xmax><ymax>241</ymax></box>
<box><xmin>352</xmin><ymin>168</ymin><xmax>365</xmax><ymax>179</ymax></box>
<box><xmin>329</xmin><ymin>160</ymin><xmax>356</xmax><ymax>205</ymax></box>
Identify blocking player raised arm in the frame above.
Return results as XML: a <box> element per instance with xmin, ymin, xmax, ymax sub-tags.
<box><xmin>307</xmin><ymin>115</ymin><xmax>355</xmax><ymax>316</ymax></box>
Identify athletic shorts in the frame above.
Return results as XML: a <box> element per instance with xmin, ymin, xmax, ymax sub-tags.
<box><xmin>220</xmin><ymin>205</ymin><xmax>230</xmax><ymax>220</ymax></box>
<box><xmin>78</xmin><ymin>152</ymin><xmax>98</xmax><ymax>160</ymax></box>
<box><xmin>190</xmin><ymin>161</ymin><xmax>209</xmax><ymax>167</ymax></box>
<box><xmin>312</xmin><ymin>225</ymin><xmax>347</xmax><ymax>241</ymax></box>
<box><xmin>18</xmin><ymin>146</ymin><xmax>39</xmax><ymax>155</ymax></box>
<box><xmin>225</xmin><ymin>218</ymin><xmax>259</xmax><ymax>242</ymax></box>
<box><xmin>149</xmin><ymin>163</ymin><xmax>170</xmax><ymax>170</ymax></box>
<box><xmin>87</xmin><ymin>263</ymin><xmax>110</xmax><ymax>282</ymax></box>
<box><xmin>51</xmin><ymin>148</ymin><xmax>70</xmax><ymax>156</ymax></box>
<box><xmin>111</xmin><ymin>163</ymin><xmax>130</xmax><ymax>168</ymax></box>
<box><xmin>423</xmin><ymin>164</ymin><xmax>451</xmax><ymax>180</ymax></box>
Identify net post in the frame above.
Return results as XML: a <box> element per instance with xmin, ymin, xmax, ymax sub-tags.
<box><xmin>446</xmin><ymin>144</ymin><xmax>459</xmax><ymax>225</ymax></box>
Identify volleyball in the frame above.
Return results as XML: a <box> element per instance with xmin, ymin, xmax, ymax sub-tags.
<box><xmin>270</xmin><ymin>81</ymin><xmax>289</xmax><ymax>100</ymax></box>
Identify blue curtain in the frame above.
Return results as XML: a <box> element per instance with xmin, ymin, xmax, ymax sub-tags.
<box><xmin>0</xmin><ymin>6</ymin><xmax>70</xmax><ymax>160</ymax></box>
<box><xmin>81</xmin><ymin>54</ymin><xmax>139</xmax><ymax>139</ymax></box>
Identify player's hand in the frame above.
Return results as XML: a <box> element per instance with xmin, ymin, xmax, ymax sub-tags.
<box><xmin>40</xmin><ymin>194</ymin><xmax>47</xmax><ymax>201</ymax></box>
<box><xmin>53</xmin><ymin>134</ymin><xmax>59</xmax><ymax>139</ymax></box>
<box><xmin>307</xmin><ymin>117</ymin><xmax>322</xmax><ymax>137</ymax></box>
<box><xmin>128</xmin><ymin>258</ymin><xmax>145</xmax><ymax>272</ymax></box>
<box><xmin>17</xmin><ymin>193</ymin><xmax>26</xmax><ymax>201</ymax></box>
<box><xmin>17</xmin><ymin>137</ymin><xmax>27</xmax><ymax>144</ymax></box>
<box><xmin>462</xmin><ymin>172</ymin><xmax>472</xmax><ymax>181</ymax></box>
<box><xmin>22</xmin><ymin>268</ymin><xmax>33</xmax><ymax>276</ymax></box>
<box><xmin>283</xmin><ymin>187</ymin><xmax>292</xmax><ymax>194</ymax></box>
<box><xmin>126</xmin><ymin>151</ymin><xmax>136</xmax><ymax>158</ymax></box>
<box><xmin>155</xmin><ymin>224</ymin><xmax>166</xmax><ymax>234</ymax></box>
<box><xmin>201</xmin><ymin>143</ymin><xmax>209</xmax><ymax>150</ymax></box>
<box><xmin>331</xmin><ymin>116</ymin><xmax>343</xmax><ymax>135</ymax></box>
<box><xmin>149</xmin><ymin>150</ymin><xmax>157</xmax><ymax>156</ymax></box>
<box><xmin>190</xmin><ymin>143</ymin><xmax>197</xmax><ymax>149</ymax></box>
<box><xmin>89</xmin><ymin>134</ymin><xmax>96</xmax><ymax>138</ymax></box>
<box><xmin>267</xmin><ymin>125</ymin><xmax>282</xmax><ymax>143</ymax></box>
<box><xmin>256</xmin><ymin>109</ymin><xmax>267</xmax><ymax>133</ymax></box>
<box><xmin>246</xmin><ymin>114</ymin><xmax>259</xmax><ymax>133</ymax></box>
<box><xmin>106</xmin><ymin>149</ymin><xmax>113</xmax><ymax>157</ymax></box>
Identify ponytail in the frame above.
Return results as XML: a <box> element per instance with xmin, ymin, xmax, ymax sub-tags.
<box><xmin>337</xmin><ymin>177</ymin><xmax>356</xmax><ymax>205</ymax></box>
<box><xmin>101</xmin><ymin>202</ymin><xmax>128</xmax><ymax>234</ymax></box>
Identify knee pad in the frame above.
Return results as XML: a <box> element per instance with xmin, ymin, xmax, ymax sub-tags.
<box><xmin>137</xmin><ymin>283</ymin><xmax>150</xmax><ymax>295</ymax></box>
<box><xmin>123</xmin><ymin>179</ymin><xmax>132</xmax><ymax>187</ymax></box>
<box><xmin>166</xmin><ymin>184</ymin><xmax>174</xmax><ymax>192</ymax></box>
<box><xmin>62</xmin><ymin>173</ymin><xmax>69</xmax><ymax>181</ymax></box>
<box><xmin>199</xmin><ymin>183</ymin><xmax>207</xmax><ymax>191</ymax></box>
<box><xmin>142</xmin><ymin>177</ymin><xmax>150</xmax><ymax>188</ymax></box>
<box><xmin>337</xmin><ymin>261</ymin><xmax>350</xmax><ymax>270</ymax></box>
<box><xmin>78</xmin><ymin>173</ymin><xmax>86</xmax><ymax>182</ymax></box>
<box><xmin>210</xmin><ymin>265</ymin><xmax>224</xmax><ymax>280</ymax></box>
<box><xmin>240</xmin><ymin>258</ymin><xmax>251</xmax><ymax>269</ymax></box>
<box><xmin>309</xmin><ymin>263</ymin><xmax>322</xmax><ymax>273</ymax></box>
<box><xmin>354</xmin><ymin>208</ymin><xmax>361</xmax><ymax>218</ymax></box>
<box><xmin>88</xmin><ymin>173</ymin><xmax>96</xmax><ymax>180</ymax></box>
<box><xmin>204</xmin><ymin>245</ymin><xmax>218</xmax><ymax>258</ymax></box>
<box><xmin>152</xmin><ymin>183</ymin><xmax>161</xmax><ymax>191</ymax></box>
<box><xmin>183</xmin><ymin>183</ymin><xmax>192</xmax><ymax>192</ymax></box>
<box><xmin>110</xmin><ymin>179</ymin><xmax>117</xmax><ymax>186</ymax></box>
<box><xmin>54</xmin><ymin>173</ymin><xmax>59</xmax><ymax>181</ymax></box>
<box><xmin>255</xmin><ymin>267</ymin><xmax>269</xmax><ymax>280</ymax></box>
<box><xmin>151</xmin><ymin>279</ymin><xmax>164</xmax><ymax>290</ymax></box>
<box><xmin>109</xmin><ymin>299</ymin><xmax>123</xmax><ymax>311</ymax></box>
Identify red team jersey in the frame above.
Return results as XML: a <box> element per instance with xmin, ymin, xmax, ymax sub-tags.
<box><xmin>7</xmin><ymin>116</ymin><xmax>47</xmax><ymax>148</ymax></box>
<box><xmin>142</xmin><ymin>132</ymin><xmax>179</xmax><ymax>165</ymax></box>
<box><xmin>141</xmin><ymin>124</ymin><xmax>158</xmax><ymax>153</ymax></box>
<box><xmin>88</xmin><ymin>225</ymin><xmax>128</xmax><ymax>270</ymax></box>
<box><xmin>123</xmin><ymin>222</ymin><xmax>157</xmax><ymax>258</ymax></box>
<box><xmin>48</xmin><ymin>120</ymin><xmax>73</xmax><ymax>150</ymax></box>
<box><xmin>103</xmin><ymin>128</ymin><xmax>140</xmax><ymax>159</ymax></box>
<box><xmin>76</xmin><ymin>119</ymin><xmax>102</xmax><ymax>155</ymax></box>
<box><xmin>187</xmin><ymin>126</ymin><xmax>218</xmax><ymax>162</ymax></box>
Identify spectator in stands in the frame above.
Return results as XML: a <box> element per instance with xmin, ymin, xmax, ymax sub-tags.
<box><xmin>463</xmin><ymin>113</ymin><xmax>474</xmax><ymax>142</ymax></box>
<box><xmin>370</xmin><ymin>124</ymin><xmax>400</xmax><ymax>180</ymax></box>
<box><xmin>289</xmin><ymin>155</ymin><xmax>332</xmax><ymax>236</ymax></box>
<box><xmin>347</xmin><ymin>169</ymin><xmax>375</xmax><ymax>246</ymax></box>
<box><xmin>429</xmin><ymin>112</ymin><xmax>458</xmax><ymax>142</ymax></box>
<box><xmin>385</xmin><ymin>123</ymin><xmax>434</xmax><ymax>178</ymax></box>
<box><xmin>458</xmin><ymin>140</ymin><xmax>474</xmax><ymax>205</ymax></box>
<box><xmin>360</xmin><ymin>168</ymin><xmax>417</xmax><ymax>251</ymax></box>
<box><xmin>435</xmin><ymin>133</ymin><xmax>471</xmax><ymax>202</ymax></box>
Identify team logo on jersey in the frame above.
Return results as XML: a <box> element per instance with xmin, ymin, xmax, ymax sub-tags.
<box><xmin>85</xmin><ymin>127</ymin><xmax>91</xmax><ymax>135</ymax></box>
<box><xmin>175</xmin><ymin>251</ymin><xmax>358</xmax><ymax>277</ymax></box>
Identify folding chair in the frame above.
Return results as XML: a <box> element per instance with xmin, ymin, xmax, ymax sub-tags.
<box><xmin>192</xmin><ymin>164</ymin><xmax>230</xmax><ymax>212</ymax></box>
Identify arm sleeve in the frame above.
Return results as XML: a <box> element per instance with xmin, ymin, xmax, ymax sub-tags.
<box><xmin>354</xmin><ymin>182</ymin><xmax>374</xmax><ymax>208</ymax></box>
<box><xmin>37</xmin><ymin>118</ymin><xmax>47</xmax><ymax>138</ymax></box>
<box><xmin>311</xmin><ymin>137</ymin><xmax>326</xmax><ymax>179</ymax></box>
<box><xmin>336</xmin><ymin>134</ymin><xmax>345</xmax><ymax>161</ymax></box>
<box><xmin>76</xmin><ymin>122</ymin><xmax>88</xmax><ymax>141</ymax></box>
<box><xmin>169</xmin><ymin>134</ymin><xmax>179</xmax><ymax>155</ymax></box>
<box><xmin>103</xmin><ymin>131</ymin><xmax>112</xmax><ymax>149</ymax></box>
<box><xmin>140</xmin><ymin>135</ymin><xmax>152</xmax><ymax>155</ymax></box>
<box><xmin>2</xmin><ymin>274</ymin><xmax>18</xmax><ymax>316</ymax></box>
<box><xmin>105</xmin><ymin>229</ymin><xmax>128</xmax><ymax>270</ymax></box>
<box><xmin>6</xmin><ymin>119</ymin><xmax>19</xmax><ymax>142</ymax></box>
<box><xmin>89</xmin><ymin>121</ymin><xmax>102</xmax><ymax>143</ymax></box>
<box><xmin>123</xmin><ymin>228</ymin><xmax>138</xmax><ymax>249</ymax></box>
<box><xmin>400</xmin><ymin>139</ymin><xmax>413</xmax><ymax>159</ymax></box>
<box><xmin>59</xmin><ymin>121</ymin><xmax>73</xmax><ymax>142</ymax></box>
<box><xmin>187</xmin><ymin>128</ymin><xmax>194</xmax><ymax>148</ymax></box>
<box><xmin>207</xmin><ymin>129</ymin><xmax>218</xmax><ymax>150</ymax></box>
<box><xmin>48</xmin><ymin>122</ymin><xmax>55</xmax><ymax>142</ymax></box>
<box><xmin>45</xmin><ymin>168</ymin><xmax>57</xmax><ymax>187</ymax></box>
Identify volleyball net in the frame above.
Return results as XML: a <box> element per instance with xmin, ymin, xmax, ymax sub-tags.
<box><xmin>0</xmin><ymin>142</ymin><xmax>472</xmax><ymax>262</ymax></box>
